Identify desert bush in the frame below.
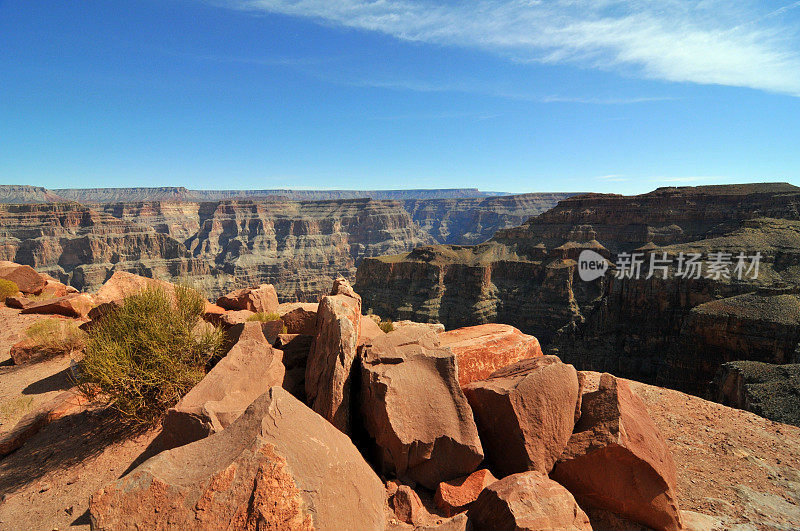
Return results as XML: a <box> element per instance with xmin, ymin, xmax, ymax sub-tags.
<box><xmin>0</xmin><ymin>279</ymin><xmax>19</xmax><ymax>303</ymax></box>
<box><xmin>379</xmin><ymin>318</ymin><xmax>395</xmax><ymax>333</ymax></box>
<box><xmin>79</xmin><ymin>285</ymin><xmax>224</xmax><ymax>424</ymax></box>
<box><xmin>21</xmin><ymin>318</ymin><xmax>87</xmax><ymax>359</ymax></box>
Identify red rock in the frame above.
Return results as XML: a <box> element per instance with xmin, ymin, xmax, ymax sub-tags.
<box><xmin>202</xmin><ymin>301</ymin><xmax>226</xmax><ymax>319</ymax></box>
<box><xmin>216</xmin><ymin>283</ymin><xmax>279</xmax><ymax>313</ymax></box>
<box><xmin>39</xmin><ymin>279</ymin><xmax>69</xmax><ymax>298</ymax></box>
<box><xmin>20</xmin><ymin>293</ymin><xmax>94</xmax><ymax>318</ymax></box>
<box><xmin>0</xmin><ymin>261</ymin><xmax>46</xmax><ymax>295</ymax></box>
<box><xmin>280</xmin><ymin>304</ymin><xmax>318</xmax><ymax>334</ymax></box>
<box><xmin>359</xmin><ymin>327</ymin><xmax>484</xmax><ymax>489</ymax></box>
<box><xmin>463</xmin><ymin>356</ymin><xmax>580</xmax><ymax>477</ymax></box>
<box><xmin>393</xmin><ymin>320</ymin><xmax>446</xmax><ymax>334</ymax></box>
<box><xmin>359</xmin><ymin>314</ymin><xmax>385</xmax><ymax>345</ymax></box>
<box><xmin>551</xmin><ymin>373</ymin><xmax>682</xmax><ymax>531</ymax></box>
<box><xmin>435</xmin><ymin>469</ymin><xmax>497</xmax><ymax>517</ymax></box>
<box><xmin>216</xmin><ymin>309</ymin><xmax>256</xmax><ymax>328</ymax></box>
<box><xmin>439</xmin><ymin>324</ymin><xmax>542</xmax><ymax>386</ymax></box>
<box><xmin>0</xmin><ymin>390</ymin><xmax>90</xmax><ymax>457</ymax></box>
<box><xmin>305</xmin><ymin>279</ymin><xmax>362</xmax><ymax>434</ymax></box>
<box><xmin>90</xmin><ymin>387</ymin><xmax>386</xmax><ymax>530</ymax></box>
<box><xmin>392</xmin><ymin>485</ymin><xmax>428</xmax><ymax>525</ymax></box>
<box><xmin>467</xmin><ymin>471</ymin><xmax>591</xmax><ymax>530</ymax></box>
<box><xmin>4</xmin><ymin>295</ymin><xmax>31</xmax><ymax>309</ymax></box>
<box><xmin>92</xmin><ymin>270</ymin><xmax>173</xmax><ymax>307</ymax></box>
<box><xmin>160</xmin><ymin>322</ymin><xmax>285</xmax><ymax>450</ymax></box>
<box><xmin>331</xmin><ymin>276</ymin><xmax>361</xmax><ymax>301</ymax></box>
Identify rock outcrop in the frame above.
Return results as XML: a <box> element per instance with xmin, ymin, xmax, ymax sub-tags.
<box><xmin>359</xmin><ymin>327</ymin><xmax>484</xmax><ymax>489</ymax></box>
<box><xmin>551</xmin><ymin>373</ymin><xmax>682</xmax><ymax>530</ymax></box>
<box><xmin>304</xmin><ymin>279</ymin><xmax>362</xmax><ymax>434</ymax></box>
<box><xmin>90</xmin><ymin>387</ymin><xmax>386</xmax><ymax>530</ymax></box>
<box><xmin>463</xmin><ymin>356</ymin><xmax>580</xmax><ymax>476</ymax></box>
<box><xmin>711</xmin><ymin>360</ymin><xmax>800</xmax><ymax>426</ymax></box>
<box><xmin>467</xmin><ymin>471</ymin><xmax>591</xmax><ymax>530</ymax></box>
<box><xmin>439</xmin><ymin>324</ymin><xmax>542</xmax><ymax>386</ymax></box>
<box><xmin>160</xmin><ymin>322</ymin><xmax>285</xmax><ymax>450</ymax></box>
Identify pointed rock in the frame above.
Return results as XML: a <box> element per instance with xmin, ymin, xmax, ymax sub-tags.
<box><xmin>551</xmin><ymin>373</ymin><xmax>682</xmax><ymax>531</ymax></box>
<box><xmin>463</xmin><ymin>355</ymin><xmax>581</xmax><ymax>476</ymax></box>
<box><xmin>90</xmin><ymin>387</ymin><xmax>386</xmax><ymax>530</ymax></box>
<box><xmin>360</xmin><ymin>327</ymin><xmax>483</xmax><ymax>489</ymax></box>
<box><xmin>160</xmin><ymin>321</ymin><xmax>285</xmax><ymax>450</ymax></box>
<box><xmin>305</xmin><ymin>280</ymin><xmax>362</xmax><ymax>434</ymax></box>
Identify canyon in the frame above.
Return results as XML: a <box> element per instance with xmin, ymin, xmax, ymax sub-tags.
<box><xmin>356</xmin><ymin>183</ymin><xmax>800</xmax><ymax>416</ymax></box>
<box><xmin>0</xmin><ymin>186</ymin><xmax>571</xmax><ymax>301</ymax></box>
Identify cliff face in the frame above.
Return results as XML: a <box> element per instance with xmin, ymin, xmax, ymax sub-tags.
<box><xmin>357</xmin><ymin>183</ymin><xmax>800</xmax><ymax>398</ymax></box>
<box><xmin>0</xmin><ymin>186</ymin><xmax>69</xmax><ymax>204</ymax></box>
<box><xmin>403</xmin><ymin>193</ymin><xmax>576</xmax><ymax>245</ymax></box>
<box><xmin>0</xmin><ymin>199</ymin><xmax>435</xmax><ymax>301</ymax></box>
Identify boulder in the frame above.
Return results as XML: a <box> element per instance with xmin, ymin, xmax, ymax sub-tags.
<box><xmin>392</xmin><ymin>485</ymin><xmax>428</xmax><ymax>525</ymax></box>
<box><xmin>0</xmin><ymin>261</ymin><xmax>46</xmax><ymax>295</ymax></box>
<box><xmin>90</xmin><ymin>387</ymin><xmax>386</xmax><ymax>530</ymax></box>
<box><xmin>0</xmin><ymin>390</ymin><xmax>90</xmax><ymax>457</ymax></box>
<box><xmin>260</xmin><ymin>318</ymin><xmax>285</xmax><ymax>345</ymax></box>
<box><xmin>4</xmin><ymin>295</ymin><xmax>31</xmax><ymax>309</ymax></box>
<box><xmin>160</xmin><ymin>322</ymin><xmax>285</xmax><ymax>450</ymax></box>
<box><xmin>39</xmin><ymin>279</ymin><xmax>69</xmax><ymax>298</ymax></box>
<box><xmin>360</xmin><ymin>327</ymin><xmax>483</xmax><ymax>489</ymax></box>
<box><xmin>439</xmin><ymin>324</ymin><xmax>542</xmax><ymax>386</ymax></box>
<box><xmin>435</xmin><ymin>469</ymin><xmax>497</xmax><ymax>517</ymax></box>
<box><xmin>331</xmin><ymin>276</ymin><xmax>361</xmax><ymax>301</ymax></box>
<box><xmin>551</xmin><ymin>373</ymin><xmax>682</xmax><ymax>531</ymax></box>
<box><xmin>280</xmin><ymin>304</ymin><xmax>318</xmax><ymax>335</ymax></box>
<box><xmin>467</xmin><ymin>471</ymin><xmax>591</xmax><ymax>530</ymax></box>
<box><xmin>20</xmin><ymin>293</ymin><xmax>94</xmax><ymax>318</ymax></box>
<box><xmin>463</xmin><ymin>356</ymin><xmax>581</xmax><ymax>476</ymax></box>
<box><xmin>305</xmin><ymin>284</ymin><xmax>362</xmax><ymax>434</ymax></box>
<box><xmin>92</xmin><ymin>270</ymin><xmax>174</xmax><ymax>307</ymax></box>
<box><xmin>216</xmin><ymin>284</ymin><xmax>279</xmax><ymax>313</ymax></box>
<box><xmin>214</xmin><ymin>309</ymin><xmax>256</xmax><ymax>328</ymax></box>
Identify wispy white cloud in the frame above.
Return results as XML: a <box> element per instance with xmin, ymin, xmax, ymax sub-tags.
<box><xmin>226</xmin><ymin>0</ymin><xmax>800</xmax><ymax>96</ymax></box>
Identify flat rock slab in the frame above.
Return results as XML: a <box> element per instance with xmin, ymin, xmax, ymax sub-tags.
<box><xmin>360</xmin><ymin>327</ymin><xmax>483</xmax><ymax>489</ymax></box>
<box><xmin>439</xmin><ymin>323</ymin><xmax>542</xmax><ymax>386</ymax></box>
<box><xmin>20</xmin><ymin>293</ymin><xmax>94</xmax><ymax>318</ymax></box>
<box><xmin>90</xmin><ymin>387</ymin><xmax>386</xmax><ymax>530</ymax></box>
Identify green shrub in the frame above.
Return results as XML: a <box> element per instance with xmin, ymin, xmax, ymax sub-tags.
<box><xmin>379</xmin><ymin>318</ymin><xmax>395</xmax><ymax>333</ymax></box>
<box><xmin>0</xmin><ymin>279</ymin><xmax>19</xmax><ymax>303</ymax></box>
<box><xmin>22</xmin><ymin>318</ymin><xmax>87</xmax><ymax>358</ymax></box>
<box><xmin>246</xmin><ymin>312</ymin><xmax>281</xmax><ymax>322</ymax></box>
<box><xmin>79</xmin><ymin>285</ymin><xmax>224</xmax><ymax>425</ymax></box>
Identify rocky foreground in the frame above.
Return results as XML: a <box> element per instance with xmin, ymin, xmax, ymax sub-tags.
<box><xmin>0</xmin><ymin>261</ymin><xmax>798</xmax><ymax>530</ymax></box>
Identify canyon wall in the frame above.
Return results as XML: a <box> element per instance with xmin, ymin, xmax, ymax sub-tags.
<box><xmin>357</xmin><ymin>183</ymin><xmax>800</xmax><ymax>396</ymax></box>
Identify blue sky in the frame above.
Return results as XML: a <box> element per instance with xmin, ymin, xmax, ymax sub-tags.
<box><xmin>1</xmin><ymin>0</ymin><xmax>799</xmax><ymax>194</ymax></box>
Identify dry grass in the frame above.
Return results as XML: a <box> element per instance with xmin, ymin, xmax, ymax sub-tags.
<box><xmin>379</xmin><ymin>318</ymin><xmax>395</xmax><ymax>333</ymax></box>
<box><xmin>20</xmin><ymin>318</ymin><xmax>87</xmax><ymax>359</ymax></box>
<box><xmin>0</xmin><ymin>279</ymin><xmax>18</xmax><ymax>303</ymax></box>
<box><xmin>79</xmin><ymin>285</ymin><xmax>224</xmax><ymax>425</ymax></box>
